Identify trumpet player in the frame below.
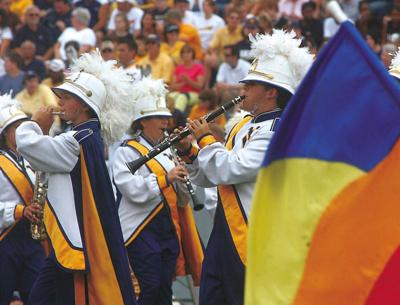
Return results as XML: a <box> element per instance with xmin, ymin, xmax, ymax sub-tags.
<box><xmin>112</xmin><ymin>77</ymin><xmax>203</xmax><ymax>305</ymax></box>
<box><xmin>0</xmin><ymin>94</ymin><xmax>45</xmax><ymax>305</ymax></box>
<box><xmin>176</xmin><ymin>31</ymin><xmax>314</xmax><ymax>305</ymax></box>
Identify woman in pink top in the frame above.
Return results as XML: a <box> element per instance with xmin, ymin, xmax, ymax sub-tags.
<box><xmin>169</xmin><ymin>44</ymin><xmax>205</xmax><ymax>112</ymax></box>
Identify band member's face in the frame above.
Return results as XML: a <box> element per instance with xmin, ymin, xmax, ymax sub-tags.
<box><xmin>242</xmin><ymin>82</ymin><xmax>269</xmax><ymax>112</ymax></box>
<box><xmin>57</xmin><ymin>92</ymin><xmax>87</xmax><ymax>123</ymax></box>
<box><xmin>141</xmin><ymin>116</ymin><xmax>169</xmax><ymax>137</ymax></box>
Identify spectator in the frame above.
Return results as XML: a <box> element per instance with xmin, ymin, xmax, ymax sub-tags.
<box><xmin>54</xmin><ymin>7</ymin><xmax>96</xmax><ymax>60</ymax></box>
<box><xmin>215</xmin><ymin>44</ymin><xmax>250</xmax><ymax>100</ymax></box>
<box><xmin>108</xmin><ymin>12</ymin><xmax>135</xmax><ymax>41</ymax></box>
<box><xmin>100</xmin><ymin>40</ymin><xmax>116</xmax><ymax>61</ymax></box>
<box><xmin>135</xmin><ymin>11</ymin><xmax>157</xmax><ymax>38</ymax></box>
<box><xmin>257</xmin><ymin>11</ymin><xmax>274</xmax><ymax>34</ymax></box>
<box><xmin>107</xmin><ymin>0</ymin><xmax>144</xmax><ymax>34</ymax></box>
<box><xmin>152</xmin><ymin>0</ymin><xmax>170</xmax><ymax>26</ymax></box>
<box><xmin>75</xmin><ymin>0</ymin><xmax>110</xmax><ymax>32</ymax></box>
<box><xmin>42</xmin><ymin>58</ymin><xmax>65</xmax><ymax>87</ymax></box>
<box><xmin>174</xmin><ymin>0</ymin><xmax>197</xmax><ymax>25</ymax></box>
<box><xmin>0</xmin><ymin>0</ymin><xmax>21</xmax><ymax>33</ymax></box>
<box><xmin>356</xmin><ymin>1</ymin><xmax>382</xmax><ymax>39</ymax></box>
<box><xmin>324</xmin><ymin>14</ymin><xmax>341</xmax><ymax>41</ymax></box>
<box><xmin>208</xmin><ymin>8</ymin><xmax>242</xmax><ymax>60</ymax></box>
<box><xmin>382</xmin><ymin>5</ymin><xmax>400</xmax><ymax>44</ymax></box>
<box><xmin>20</xmin><ymin>40</ymin><xmax>46</xmax><ymax>80</ymax></box>
<box><xmin>11</xmin><ymin>5</ymin><xmax>54</xmax><ymax>59</ymax></box>
<box><xmin>10</xmin><ymin>0</ymin><xmax>33</xmax><ymax>18</ymax></box>
<box><xmin>188</xmin><ymin>88</ymin><xmax>226</xmax><ymax>127</ymax></box>
<box><xmin>169</xmin><ymin>44</ymin><xmax>205</xmax><ymax>111</ymax></box>
<box><xmin>34</xmin><ymin>0</ymin><xmax>53</xmax><ymax>12</ymax></box>
<box><xmin>137</xmin><ymin>34</ymin><xmax>174</xmax><ymax>83</ymax></box>
<box><xmin>166</xmin><ymin>93</ymin><xmax>187</xmax><ymax>132</ymax></box>
<box><xmin>41</xmin><ymin>0</ymin><xmax>72</xmax><ymax>40</ymax></box>
<box><xmin>0</xmin><ymin>8</ymin><xmax>12</xmax><ymax>57</ymax></box>
<box><xmin>161</xmin><ymin>24</ymin><xmax>185</xmax><ymax>64</ymax></box>
<box><xmin>235</xmin><ymin>17</ymin><xmax>262</xmax><ymax>63</ymax></box>
<box><xmin>0</xmin><ymin>52</ymin><xmax>25</xmax><ymax>97</ymax></box>
<box><xmin>193</xmin><ymin>0</ymin><xmax>225</xmax><ymax>50</ymax></box>
<box><xmin>366</xmin><ymin>31</ymin><xmax>382</xmax><ymax>55</ymax></box>
<box><xmin>16</xmin><ymin>70</ymin><xmax>58</xmax><ymax>117</ymax></box>
<box><xmin>299</xmin><ymin>1</ymin><xmax>323</xmax><ymax>49</ymax></box>
<box><xmin>165</xmin><ymin>9</ymin><xmax>203</xmax><ymax>59</ymax></box>
<box><xmin>380</xmin><ymin>42</ymin><xmax>397</xmax><ymax>68</ymax></box>
<box><xmin>116</xmin><ymin>36</ymin><xmax>141</xmax><ymax>81</ymax></box>
<box><xmin>135</xmin><ymin>35</ymin><xmax>148</xmax><ymax>62</ymax></box>
<box><xmin>279</xmin><ymin>0</ymin><xmax>310</xmax><ymax>21</ymax></box>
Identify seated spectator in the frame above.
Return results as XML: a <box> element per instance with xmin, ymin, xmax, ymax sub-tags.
<box><xmin>215</xmin><ymin>44</ymin><xmax>250</xmax><ymax>100</ymax></box>
<box><xmin>100</xmin><ymin>40</ymin><xmax>116</xmax><ymax>61</ymax></box>
<box><xmin>0</xmin><ymin>0</ymin><xmax>21</xmax><ymax>33</ymax></box>
<box><xmin>152</xmin><ymin>0</ymin><xmax>170</xmax><ymax>26</ymax></box>
<box><xmin>365</xmin><ymin>31</ymin><xmax>382</xmax><ymax>56</ymax></box>
<box><xmin>54</xmin><ymin>7</ymin><xmax>96</xmax><ymax>60</ymax></box>
<box><xmin>116</xmin><ymin>36</ymin><xmax>141</xmax><ymax>81</ymax></box>
<box><xmin>382</xmin><ymin>5</ymin><xmax>400</xmax><ymax>44</ymax></box>
<box><xmin>41</xmin><ymin>0</ymin><xmax>72</xmax><ymax>40</ymax></box>
<box><xmin>193</xmin><ymin>0</ymin><xmax>225</xmax><ymax>50</ymax></box>
<box><xmin>20</xmin><ymin>40</ymin><xmax>46</xmax><ymax>80</ymax></box>
<box><xmin>356</xmin><ymin>1</ymin><xmax>382</xmax><ymax>39</ymax></box>
<box><xmin>279</xmin><ymin>0</ymin><xmax>310</xmax><ymax>21</ymax></box>
<box><xmin>135</xmin><ymin>11</ymin><xmax>158</xmax><ymax>38</ymax></box>
<box><xmin>135</xmin><ymin>35</ymin><xmax>147</xmax><ymax>62</ymax></box>
<box><xmin>299</xmin><ymin>1</ymin><xmax>323</xmax><ymax>49</ymax></box>
<box><xmin>174</xmin><ymin>0</ymin><xmax>197</xmax><ymax>25</ymax></box>
<box><xmin>75</xmin><ymin>0</ymin><xmax>104</xmax><ymax>30</ymax></box>
<box><xmin>235</xmin><ymin>17</ymin><xmax>261</xmax><ymax>63</ymax></box>
<box><xmin>165</xmin><ymin>9</ymin><xmax>203</xmax><ymax>60</ymax></box>
<box><xmin>42</xmin><ymin>58</ymin><xmax>65</xmax><ymax>87</ymax></box>
<box><xmin>169</xmin><ymin>44</ymin><xmax>205</xmax><ymax>111</ymax></box>
<box><xmin>380</xmin><ymin>43</ymin><xmax>397</xmax><ymax>68</ymax></box>
<box><xmin>0</xmin><ymin>8</ymin><xmax>12</xmax><ymax>57</ymax></box>
<box><xmin>188</xmin><ymin>88</ymin><xmax>226</xmax><ymax>127</ymax></box>
<box><xmin>16</xmin><ymin>70</ymin><xmax>57</xmax><ymax>117</ymax></box>
<box><xmin>11</xmin><ymin>5</ymin><xmax>54</xmax><ymax>59</ymax></box>
<box><xmin>0</xmin><ymin>52</ymin><xmax>25</xmax><ymax>97</ymax></box>
<box><xmin>107</xmin><ymin>0</ymin><xmax>144</xmax><ymax>34</ymax></box>
<box><xmin>257</xmin><ymin>11</ymin><xmax>274</xmax><ymax>34</ymax></box>
<box><xmin>161</xmin><ymin>24</ymin><xmax>185</xmax><ymax>64</ymax></box>
<box><xmin>137</xmin><ymin>34</ymin><xmax>174</xmax><ymax>83</ymax></box>
<box><xmin>107</xmin><ymin>12</ymin><xmax>135</xmax><ymax>41</ymax></box>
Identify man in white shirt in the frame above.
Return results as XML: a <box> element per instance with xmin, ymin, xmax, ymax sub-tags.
<box><xmin>174</xmin><ymin>0</ymin><xmax>198</xmax><ymax>25</ymax></box>
<box><xmin>54</xmin><ymin>7</ymin><xmax>96</xmax><ymax>60</ymax></box>
<box><xmin>107</xmin><ymin>0</ymin><xmax>144</xmax><ymax>33</ymax></box>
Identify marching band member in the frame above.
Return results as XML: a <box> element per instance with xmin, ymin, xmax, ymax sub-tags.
<box><xmin>15</xmin><ymin>51</ymin><xmax>137</xmax><ymax>305</ymax></box>
<box><xmin>177</xmin><ymin>31</ymin><xmax>314</xmax><ymax>305</ymax></box>
<box><xmin>0</xmin><ymin>94</ymin><xmax>45</xmax><ymax>305</ymax></box>
<box><xmin>389</xmin><ymin>47</ymin><xmax>400</xmax><ymax>81</ymax></box>
<box><xmin>112</xmin><ymin>77</ymin><xmax>203</xmax><ymax>305</ymax></box>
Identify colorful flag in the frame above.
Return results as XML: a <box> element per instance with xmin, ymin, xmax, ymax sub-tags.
<box><xmin>245</xmin><ymin>22</ymin><xmax>400</xmax><ymax>305</ymax></box>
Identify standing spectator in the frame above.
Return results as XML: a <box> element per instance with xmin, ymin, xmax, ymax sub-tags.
<box><xmin>137</xmin><ymin>34</ymin><xmax>174</xmax><ymax>83</ymax></box>
<box><xmin>20</xmin><ymin>40</ymin><xmax>46</xmax><ymax>81</ymax></box>
<box><xmin>135</xmin><ymin>11</ymin><xmax>157</xmax><ymax>38</ymax></box>
<box><xmin>54</xmin><ymin>7</ymin><xmax>96</xmax><ymax>60</ymax></box>
<box><xmin>382</xmin><ymin>5</ymin><xmax>400</xmax><ymax>44</ymax></box>
<box><xmin>215</xmin><ymin>44</ymin><xmax>250</xmax><ymax>100</ymax></box>
<box><xmin>0</xmin><ymin>52</ymin><xmax>25</xmax><ymax>97</ymax></box>
<box><xmin>41</xmin><ymin>0</ymin><xmax>72</xmax><ymax>40</ymax></box>
<box><xmin>0</xmin><ymin>0</ymin><xmax>21</xmax><ymax>33</ymax></box>
<box><xmin>42</xmin><ymin>58</ymin><xmax>65</xmax><ymax>88</ymax></box>
<box><xmin>16</xmin><ymin>70</ymin><xmax>58</xmax><ymax>117</ymax></box>
<box><xmin>299</xmin><ymin>1</ymin><xmax>323</xmax><ymax>49</ymax></box>
<box><xmin>0</xmin><ymin>8</ymin><xmax>12</xmax><ymax>57</ymax></box>
<box><xmin>235</xmin><ymin>17</ymin><xmax>262</xmax><ymax>63</ymax></box>
<box><xmin>100</xmin><ymin>40</ymin><xmax>116</xmax><ymax>61</ymax></box>
<box><xmin>165</xmin><ymin>9</ymin><xmax>203</xmax><ymax>59</ymax></box>
<box><xmin>108</xmin><ymin>0</ymin><xmax>144</xmax><ymax>34</ymax></box>
<box><xmin>174</xmin><ymin>0</ymin><xmax>197</xmax><ymax>25</ymax></box>
<box><xmin>193</xmin><ymin>0</ymin><xmax>225</xmax><ymax>50</ymax></box>
<box><xmin>116</xmin><ymin>36</ymin><xmax>141</xmax><ymax>81</ymax></box>
<box><xmin>161</xmin><ymin>24</ymin><xmax>186</xmax><ymax>64</ymax></box>
<box><xmin>208</xmin><ymin>8</ymin><xmax>242</xmax><ymax>60</ymax></box>
<box><xmin>108</xmin><ymin>12</ymin><xmax>135</xmax><ymax>41</ymax></box>
<box><xmin>75</xmin><ymin>0</ymin><xmax>110</xmax><ymax>32</ymax></box>
<box><xmin>11</xmin><ymin>5</ymin><xmax>54</xmax><ymax>59</ymax></box>
<box><xmin>169</xmin><ymin>44</ymin><xmax>205</xmax><ymax>111</ymax></box>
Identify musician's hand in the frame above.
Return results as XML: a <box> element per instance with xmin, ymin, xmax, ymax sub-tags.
<box><xmin>186</xmin><ymin>118</ymin><xmax>211</xmax><ymax>141</ymax></box>
<box><xmin>173</xmin><ymin>127</ymin><xmax>191</xmax><ymax>151</ymax></box>
<box><xmin>32</xmin><ymin>106</ymin><xmax>55</xmax><ymax>135</ymax></box>
<box><xmin>167</xmin><ymin>165</ymin><xmax>189</xmax><ymax>183</ymax></box>
<box><xmin>23</xmin><ymin>204</ymin><xmax>42</xmax><ymax>223</ymax></box>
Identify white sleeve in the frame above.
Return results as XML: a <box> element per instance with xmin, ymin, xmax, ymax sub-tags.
<box><xmin>134</xmin><ymin>9</ymin><xmax>144</xmax><ymax>31</ymax></box>
<box><xmin>216</xmin><ymin>64</ymin><xmax>225</xmax><ymax>83</ymax></box>
<box><xmin>112</xmin><ymin>146</ymin><xmax>162</xmax><ymax>204</ymax></box>
<box><xmin>15</xmin><ymin>121</ymin><xmax>80</xmax><ymax>173</ymax></box>
<box><xmin>1</xmin><ymin>27</ymin><xmax>13</xmax><ymax>40</ymax></box>
<box><xmin>107</xmin><ymin>10</ymin><xmax>117</xmax><ymax>31</ymax></box>
<box><xmin>0</xmin><ymin>171</ymin><xmax>23</xmax><ymax>229</ymax></box>
<box><xmin>204</xmin><ymin>187</ymin><xmax>217</xmax><ymax>219</ymax></box>
<box><xmin>189</xmin><ymin>128</ymin><xmax>273</xmax><ymax>186</ymax></box>
<box><xmin>0</xmin><ymin>201</ymin><xmax>18</xmax><ymax>229</ymax></box>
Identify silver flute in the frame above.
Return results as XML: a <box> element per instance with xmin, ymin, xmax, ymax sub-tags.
<box><xmin>51</xmin><ymin>112</ymin><xmax>65</xmax><ymax>116</ymax></box>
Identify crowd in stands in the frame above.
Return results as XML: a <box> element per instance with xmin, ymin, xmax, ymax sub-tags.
<box><xmin>0</xmin><ymin>0</ymin><xmax>398</xmax><ymax>136</ymax></box>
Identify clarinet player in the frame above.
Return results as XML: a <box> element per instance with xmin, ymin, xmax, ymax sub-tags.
<box><xmin>0</xmin><ymin>94</ymin><xmax>45</xmax><ymax>305</ymax></box>
<box><xmin>112</xmin><ymin>77</ymin><xmax>203</xmax><ymax>305</ymax></box>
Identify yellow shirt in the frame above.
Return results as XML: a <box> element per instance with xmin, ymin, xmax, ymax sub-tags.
<box><xmin>16</xmin><ymin>84</ymin><xmax>58</xmax><ymax>116</ymax></box>
<box><xmin>209</xmin><ymin>26</ymin><xmax>243</xmax><ymax>59</ymax></box>
<box><xmin>179</xmin><ymin>23</ymin><xmax>203</xmax><ymax>60</ymax></box>
<box><xmin>160</xmin><ymin>40</ymin><xmax>185</xmax><ymax>65</ymax></box>
<box><xmin>137</xmin><ymin>52</ymin><xmax>175</xmax><ymax>84</ymax></box>
<box><xmin>10</xmin><ymin>0</ymin><xmax>33</xmax><ymax>18</ymax></box>
<box><xmin>41</xmin><ymin>78</ymin><xmax>63</xmax><ymax>88</ymax></box>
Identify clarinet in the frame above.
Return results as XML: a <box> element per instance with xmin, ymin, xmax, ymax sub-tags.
<box><xmin>167</xmin><ymin>132</ymin><xmax>204</xmax><ymax>211</ymax></box>
<box><xmin>126</xmin><ymin>95</ymin><xmax>244</xmax><ymax>174</ymax></box>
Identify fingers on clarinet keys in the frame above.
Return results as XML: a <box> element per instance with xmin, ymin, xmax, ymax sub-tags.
<box><xmin>167</xmin><ymin>165</ymin><xmax>188</xmax><ymax>183</ymax></box>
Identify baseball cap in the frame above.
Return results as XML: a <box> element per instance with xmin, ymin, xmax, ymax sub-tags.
<box><xmin>101</xmin><ymin>40</ymin><xmax>115</xmax><ymax>51</ymax></box>
<box><xmin>46</xmin><ymin>59</ymin><xmax>66</xmax><ymax>72</ymax></box>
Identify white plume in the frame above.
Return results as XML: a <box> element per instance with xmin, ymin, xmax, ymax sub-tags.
<box><xmin>391</xmin><ymin>47</ymin><xmax>400</xmax><ymax>69</ymax></box>
<box><xmin>249</xmin><ymin>30</ymin><xmax>313</xmax><ymax>90</ymax></box>
<box><xmin>69</xmin><ymin>49</ymin><xmax>135</xmax><ymax>146</ymax></box>
<box><xmin>131</xmin><ymin>77</ymin><xmax>168</xmax><ymax>105</ymax></box>
<box><xmin>0</xmin><ymin>92</ymin><xmax>21</xmax><ymax>111</ymax></box>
